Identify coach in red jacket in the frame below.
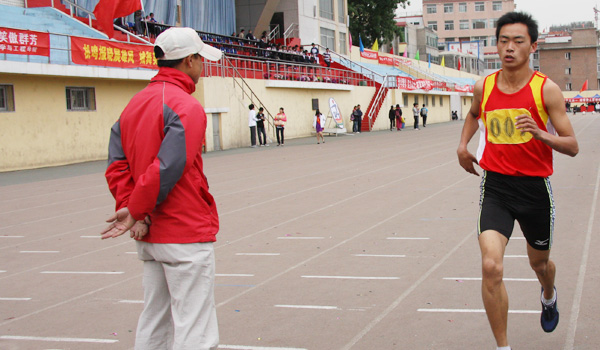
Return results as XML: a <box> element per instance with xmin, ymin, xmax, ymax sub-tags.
<box><xmin>101</xmin><ymin>27</ymin><xmax>222</xmax><ymax>350</ymax></box>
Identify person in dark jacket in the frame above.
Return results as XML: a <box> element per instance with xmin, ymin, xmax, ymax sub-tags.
<box><xmin>101</xmin><ymin>27</ymin><xmax>223</xmax><ymax>350</ymax></box>
<box><xmin>388</xmin><ymin>105</ymin><xmax>395</xmax><ymax>130</ymax></box>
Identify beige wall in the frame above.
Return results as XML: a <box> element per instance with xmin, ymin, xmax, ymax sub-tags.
<box><xmin>0</xmin><ymin>74</ymin><xmax>145</xmax><ymax>172</ymax></box>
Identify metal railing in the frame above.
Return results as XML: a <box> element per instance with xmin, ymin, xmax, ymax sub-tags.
<box><xmin>283</xmin><ymin>23</ymin><xmax>299</xmax><ymax>44</ymax></box>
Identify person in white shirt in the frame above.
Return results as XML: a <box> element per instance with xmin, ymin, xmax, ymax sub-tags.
<box><xmin>248</xmin><ymin>104</ymin><xmax>258</xmax><ymax>147</ymax></box>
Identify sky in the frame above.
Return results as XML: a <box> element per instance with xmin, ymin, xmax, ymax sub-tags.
<box><xmin>396</xmin><ymin>0</ymin><xmax>600</xmax><ymax>31</ymax></box>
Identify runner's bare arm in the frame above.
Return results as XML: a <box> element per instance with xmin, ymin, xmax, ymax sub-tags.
<box><xmin>515</xmin><ymin>78</ymin><xmax>578</xmax><ymax>157</ymax></box>
<box><xmin>457</xmin><ymin>79</ymin><xmax>484</xmax><ymax>176</ymax></box>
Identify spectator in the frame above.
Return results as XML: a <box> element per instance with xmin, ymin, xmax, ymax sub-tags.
<box><xmin>420</xmin><ymin>104</ymin><xmax>428</xmax><ymax>127</ymax></box>
<box><xmin>274</xmin><ymin>107</ymin><xmax>287</xmax><ymax>146</ymax></box>
<box><xmin>412</xmin><ymin>103</ymin><xmax>420</xmax><ymax>130</ymax></box>
<box><xmin>248</xmin><ymin>104</ymin><xmax>258</xmax><ymax>148</ymax></box>
<box><xmin>245</xmin><ymin>30</ymin><xmax>256</xmax><ymax>41</ymax></box>
<box><xmin>101</xmin><ymin>27</ymin><xmax>222</xmax><ymax>350</ymax></box>
<box><xmin>388</xmin><ymin>105</ymin><xmax>395</xmax><ymax>131</ymax></box>
<box><xmin>353</xmin><ymin>104</ymin><xmax>363</xmax><ymax>133</ymax></box>
<box><xmin>256</xmin><ymin>107</ymin><xmax>268</xmax><ymax>146</ymax></box>
<box><xmin>313</xmin><ymin>109</ymin><xmax>325</xmax><ymax>144</ymax></box>
<box><xmin>323</xmin><ymin>48</ymin><xmax>332</xmax><ymax>67</ymax></box>
<box><xmin>310</xmin><ymin>43</ymin><xmax>320</xmax><ymax>63</ymax></box>
<box><xmin>238</xmin><ymin>29</ymin><xmax>245</xmax><ymax>39</ymax></box>
<box><xmin>396</xmin><ymin>104</ymin><xmax>404</xmax><ymax>130</ymax></box>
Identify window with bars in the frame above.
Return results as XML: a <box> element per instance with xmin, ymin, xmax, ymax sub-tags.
<box><xmin>66</xmin><ymin>87</ymin><xmax>96</xmax><ymax>111</ymax></box>
<box><xmin>0</xmin><ymin>84</ymin><xmax>15</xmax><ymax>112</ymax></box>
<box><xmin>472</xmin><ymin>19</ymin><xmax>487</xmax><ymax>29</ymax></box>
<box><xmin>459</xmin><ymin>3</ymin><xmax>467</xmax><ymax>12</ymax></box>
<box><xmin>426</xmin><ymin>4</ymin><xmax>437</xmax><ymax>13</ymax></box>
<box><xmin>445</xmin><ymin>20</ymin><xmax>454</xmax><ymax>31</ymax></box>
<box><xmin>460</xmin><ymin>20</ymin><xmax>469</xmax><ymax>30</ymax></box>
<box><xmin>493</xmin><ymin>1</ymin><xmax>502</xmax><ymax>11</ymax></box>
<box><xmin>428</xmin><ymin>21</ymin><xmax>438</xmax><ymax>31</ymax></box>
<box><xmin>475</xmin><ymin>2</ymin><xmax>485</xmax><ymax>11</ymax></box>
<box><xmin>444</xmin><ymin>3</ymin><xmax>453</xmax><ymax>13</ymax></box>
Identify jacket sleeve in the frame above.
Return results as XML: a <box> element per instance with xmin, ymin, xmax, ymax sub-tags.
<box><xmin>105</xmin><ymin>120</ymin><xmax>134</xmax><ymax>211</ymax></box>
<box><xmin>127</xmin><ymin>102</ymin><xmax>206</xmax><ymax>221</ymax></box>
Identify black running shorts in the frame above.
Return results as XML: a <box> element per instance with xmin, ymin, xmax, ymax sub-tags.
<box><xmin>478</xmin><ymin>170</ymin><xmax>555</xmax><ymax>250</ymax></box>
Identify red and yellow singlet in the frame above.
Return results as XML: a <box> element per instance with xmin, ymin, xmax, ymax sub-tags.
<box><xmin>476</xmin><ymin>70</ymin><xmax>556</xmax><ymax>177</ymax></box>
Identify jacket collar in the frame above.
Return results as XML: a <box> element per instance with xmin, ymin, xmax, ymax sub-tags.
<box><xmin>151</xmin><ymin>67</ymin><xmax>196</xmax><ymax>94</ymax></box>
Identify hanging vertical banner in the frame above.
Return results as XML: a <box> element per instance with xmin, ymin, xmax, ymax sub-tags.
<box><xmin>71</xmin><ymin>36</ymin><xmax>157</xmax><ymax>69</ymax></box>
<box><xmin>0</xmin><ymin>27</ymin><xmax>50</xmax><ymax>56</ymax></box>
<box><xmin>329</xmin><ymin>97</ymin><xmax>345</xmax><ymax>128</ymax></box>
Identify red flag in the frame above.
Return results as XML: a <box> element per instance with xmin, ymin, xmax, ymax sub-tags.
<box><xmin>457</xmin><ymin>58</ymin><xmax>461</xmax><ymax>71</ymax></box>
<box><xmin>389</xmin><ymin>47</ymin><xmax>394</xmax><ymax>55</ymax></box>
<box><xmin>93</xmin><ymin>0</ymin><xmax>142</xmax><ymax>38</ymax></box>
<box><xmin>579</xmin><ymin>80</ymin><xmax>588</xmax><ymax>93</ymax></box>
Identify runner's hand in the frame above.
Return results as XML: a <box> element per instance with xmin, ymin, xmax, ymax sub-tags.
<box><xmin>457</xmin><ymin>147</ymin><xmax>480</xmax><ymax>176</ymax></box>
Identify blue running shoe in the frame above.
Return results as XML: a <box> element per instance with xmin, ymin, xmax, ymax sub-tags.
<box><xmin>540</xmin><ymin>287</ymin><xmax>559</xmax><ymax>333</ymax></box>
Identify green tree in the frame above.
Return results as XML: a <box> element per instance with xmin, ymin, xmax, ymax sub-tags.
<box><xmin>348</xmin><ymin>0</ymin><xmax>408</xmax><ymax>48</ymax></box>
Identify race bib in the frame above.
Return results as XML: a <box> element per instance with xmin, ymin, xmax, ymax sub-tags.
<box><xmin>485</xmin><ymin>108</ymin><xmax>533</xmax><ymax>144</ymax></box>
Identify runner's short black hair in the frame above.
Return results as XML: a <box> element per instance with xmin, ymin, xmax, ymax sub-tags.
<box><xmin>496</xmin><ymin>11</ymin><xmax>538</xmax><ymax>43</ymax></box>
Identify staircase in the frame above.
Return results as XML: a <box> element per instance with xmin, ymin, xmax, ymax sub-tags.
<box><xmin>361</xmin><ymin>81</ymin><xmax>389</xmax><ymax>132</ymax></box>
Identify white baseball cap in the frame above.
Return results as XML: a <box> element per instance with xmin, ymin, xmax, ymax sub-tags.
<box><xmin>155</xmin><ymin>27</ymin><xmax>222</xmax><ymax>61</ymax></box>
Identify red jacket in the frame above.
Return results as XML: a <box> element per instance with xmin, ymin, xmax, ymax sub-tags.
<box><xmin>105</xmin><ymin>67</ymin><xmax>219</xmax><ymax>244</ymax></box>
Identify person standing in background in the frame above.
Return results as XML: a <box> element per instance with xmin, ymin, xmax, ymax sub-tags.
<box><xmin>248</xmin><ymin>104</ymin><xmax>258</xmax><ymax>148</ymax></box>
<box><xmin>274</xmin><ymin>107</ymin><xmax>287</xmax><ymax>146</ymax></box>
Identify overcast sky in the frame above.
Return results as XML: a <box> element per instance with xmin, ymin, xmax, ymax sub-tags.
<box><xmin>396</xmin><ymin>0</ymin><xmax>600</xmax><ymax>31</ymax></box>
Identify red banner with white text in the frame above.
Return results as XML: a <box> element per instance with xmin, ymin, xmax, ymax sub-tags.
<box><xmin>360</xmin><ymin>49</ymin><xmax>378</xmax><ymax>60</ymax></box>
<box><xmin>0</xmin><ymin>27</ymin><xmax>50</xmax><ymax>56</ymax></box>
<box><xmin>71</xmin><ymin>36</ymin><xmax>157</xmax><ymax>69</ymax></box>
<box><xmin>396</xmin><ymin>76</ymin><xmax>448</xmax><ymax>91</ymax></box>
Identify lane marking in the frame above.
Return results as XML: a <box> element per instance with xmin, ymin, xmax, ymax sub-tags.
<box><xmin>20</xmin><ymin>251</ymin><xmax>59</xmax><ymax>254</ymax></box>
<box><xmin>417</xmin><ymin>308</ymin><xmax>538</xmax><ymax>314</ymax></box>
<box><xmin>219</xmin><ymin>345</ymin><xmax>307</xmax><ymax>350</ymax></box>
<box><xmin>216</xmin><ymin>274</ymin><xmax>254</xmax><ymax>277</ymax></box>
<box><xmin>0</xmin><ymin>297</ymin><xmax>31</xmax><ymax>301</ymax></box>
<box><xmin>301</xmin><ymin>275</ymin><xmax>399</xmax><ymax>280</ymax></box>
<box><xmin>80</xmin><ymin>235</ymin><xmax>100</xmax><ymax>238</ymax></box>
<box><xmin>353</xmin><ymin>254</ymin><xmax>406</xmax><ymax>258</ymax></box>
<box><xmin>125</xmin><ymin>252</ymin><xmax>137</xmax><ymax>254</ymax></box>
<box><xmin>443</xmin><ymin>277</ymin><xmax>537</xmax><ymax>282</ymax></box>
<box><xmin>277</xmin><ymin>236</ymin><xmax>324</xmax><ymax>240</ymax></box>
<box><xmin>236</xmin><ymin>253</ymin><xmax>281</xmax><ymax>256</ymax></box>
<box><xmin>118</xmin><ymin>300</ymin><xmax>143</xmax><ymax>304</ymax></box>
<box><xmin>386</xmin><ymin>237</ymin><xmax>429</xmax><ymax>240</ymax></box>
<box><xmin>274</xmin><ymin>304</ymin><xmax>339</xmax><ymax>310</ymax></box>
<box><xmin>0</xmin><ymin>335</ymin><xmax>118</xmax><ymax>343</ymax></box>
<box><xmin>0</xmin><ymin>205</ymin><xmax>110</xmax><ymax>231</ymax></box>
<box><xmin>40</xmin><ymin>271</ymin><xmax>124</xmax><ymax>275</ymax></box>
<box><xmin>0</xmin><ymin>235</ymin><xmax>24</xmax><ymax>238</ymax></box>
<box><xmin>564</xmin><ymin>160</ymin><xmax>600</xmax><ymax>350</ymax></box>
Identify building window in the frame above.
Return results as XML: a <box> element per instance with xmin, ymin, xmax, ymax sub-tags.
<box><xmin>473</xmin><ymin>36</ymin><xmax>488</xmax><ymax>46</ymax></box>
<box><xmin>432</xmin><ymin>95</ymin><xmax>435</xmax><ymax>106</ymax></box>
<box><xmin>440</xmin><ymin>96</ymin><xmax>443</xmax><ymax>106</ymax></box>
<box><xmin>444</xmin><ymin>3</ymin><xmax>453</xmax><ymax>13</ymax></box>
<box><xmin>66</xmin><ymin>87</ymin><xmax>96</xmax><ymax>111</ymax></box>
<box><xmin>319</xmin><ymin>0</ymin><xmax>334</xmax><ymax>20</ymax></box>
<box><xmin>445</xmin><ymin>20</ymin><xmax>454</xmax><ymax>31</ymax></box>
<box><xmin>338</xmin><ymin>0</ymin><xmax>345</xmax><ymax>23</ymax></box>
<box><xmin>339</xmin><ymin>32</ymin><xmax>347</xmax><ymax>55</ymax></box>
<box><xmin>566</xmin><ymin>83</ymin><xmax>572</xmax><ymax>90</ymax></box>
<box><xmin>533</xmin><ymin>52</ymin><xmax>539</xmax><ymax>60</ymax></box>
<box><xmin>472</xmin><ymin>19</ymin><xmax>487</xmax><ymax>29</ymax></box>
<box><xmin>428</xmin><ymin>21</ymin><xmax>438</xmax><ymax>31</ymax></box>
<box><xmin>475</xmin><ymin>2</ymin><xmax>485</xmax><ymax>11</ymax></box>
<box><xmin>459</xmin><ymin>2</ymin><xmax>467</xmax><ymax>12</ymax></box>
<box><xmin>486</xmin><ymin>59</ymin><xmax>501</xmax><ymax>69</ymax></box>
<box><xmin>460</xmin><ymin>20</ymin><xmax>469</xmax><ymax>30</ymax></box>
<box><xmin>425</xmin><ymin>95</ymin><xmax>429</xmax><ymax>105</ymax></box>
<box><xmin>414</xmin><ymin>96</ymin><xmax>419</xmax><ymax>105</ymax></box>
<box><xmin>534</xmin><ymin>66</ymin><xmax>540</xmax><ymax>71</ymax></box>
<box><xmin>426</xmin><ymin>4</ymin><xmax>437</xmax><ymax>14</ymax></box>
<box><xmin>565</xmin><ymin>52</ymin><xmax>571</xmax><ymax>59</ymax></box>
<box><xmin>320</xmin><ymin>27</ymin><xmax>335</xmax><ymax>51</ymax></box>
<box><xmin>565</xmin><ymin>68</ymin><xmax>571</xmax><ymax>75</ymax></box>
<box><xmin>403</xmin><ymin>94</ymin><xmax>408</xmax><ymax>107</ymax></box>
<box><xmin>490</xmin><ymin>35</ymin><xmax>497</xmax><ymax>46</ymax></box>
<box><xmin>493</xmin><ymin>1</ymin><xmax>502</xmax><ymax>11</ymax></box>
<box><xmin>489</xmin><ymin>18</ymin><xmax>498</xmax><ymax>28</ymax></box>
<box><xmin>0</xmin><ymin>84</ymin><xmax>15</xmax><ymax>112</ymax></box>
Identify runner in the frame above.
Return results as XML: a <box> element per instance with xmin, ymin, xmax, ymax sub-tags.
<box><xmin>456</xmin><ymin>11</ymin><xmax>579</xmax><ymax>350</ymax></box>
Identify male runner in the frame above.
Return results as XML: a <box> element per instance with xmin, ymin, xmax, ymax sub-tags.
<box><xmin>456</xmin><ymin>12</ymin><xmax>578</xmax><ymax>350</ymax></box>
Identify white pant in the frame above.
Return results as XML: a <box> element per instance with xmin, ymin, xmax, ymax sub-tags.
<box><xmin>135</xmin><ymin>241</ymin><xmax>219</xmax><ymax>350</ymax></box>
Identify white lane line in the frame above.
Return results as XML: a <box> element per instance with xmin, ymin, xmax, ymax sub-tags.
<box><xmin>119</xmin><ymin>300</ymin><xmax>144</xmax><ymax>304</ymax></box>
<box><xmin>564</xmin><ymin>160</ymin><xmax>600</xmax><ymax>350</ymax></box>
<box><xmin>443</xmin><ymin>277</ymin><xmax>538</xmax><ymax>282</ymax></box>
<box><xmin>0</xmin><ymin>297</ymin><xmax>31</xmax><ymax>301</ymax></box>
<box><xmin>0</xmin><ymin>194</ymin><xmax>107</xmax><ymax>215</ymax></box>
<box><xmin>417</xmin><ymin>308</ymin><xmax>538</xmax><ymax>314</ymax></box>
<box><xmin>0</xmin><ymin>235</ymin><xmax>24</xmax><ymax>238</ymax></box>
<box><xmin>216</xmin><ymin>274</ymin><xmax>254</xmax><ymax>277</ymax></box>
<box><xmin>301</xmin><ymin>275</ymin><xmax>399</xmax><ymax>280</ymax></box>
<box><xmin>80</xmin><ymin>235</ymin><xmax>100</xmax><ymax>238</ymax></box>
<box><xmin>277</xmin><ymin>236</ymin><xmax>324</xmax><ymax>240</ymax></box>
<box><xmin>126</xmin><ymin>252</ymin><xmax>137</xmax><ymax>254</ymax></box>
<box><xmin>19</xmin><ymin>251</ymin><xmax>59</xmax><ymax>254</ymax></box>
<box><xmin>0</xmin><ymin>270</ymin><xmax>5</xmax><ymax>273</ymax></box>
<box><xmin>274</xmin><ymin>304</ymin><xmax>339</xmax><ymax>310</ymax></box>
<box><xmin>505</xmin><ymin>255</ymin><xmax>527</xmax><ymax>258</ymax></box>
<box><xmin>40</xmin><ymin>271</ymin><xmax>124</xmax><ymax>275</ymax></box>
<box><xmin>386</xmin><ymin>237</ymin><xmax>430</xmax><ymax>240</ymax></box>
<box><xmin>353</xmin><ymin>254</ymin><xmax>406</xmax><ymax>258</ymax></box>
<box><xmin>0</xmin><ymin>205</ymin><xmax>110</xmax><ymax>231</ymax></box>
<box><xmin>512</xmin><ymin>237</ymin><xmax>525</xmax><ymax>240</ymax></box>
<box><xmin>219</xmin><ymin>345</ymin><xmax>307</xmax><ymax>350</ymax></box>
<box><xmin>236</xmin><ymin>253</ymin><xmax>281</xmax><ymax>256</ymax></box>
<box><xmin>0</xmin><ymin>335</ymin><xmax>118</xmax><ymax>343</ymax></box>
